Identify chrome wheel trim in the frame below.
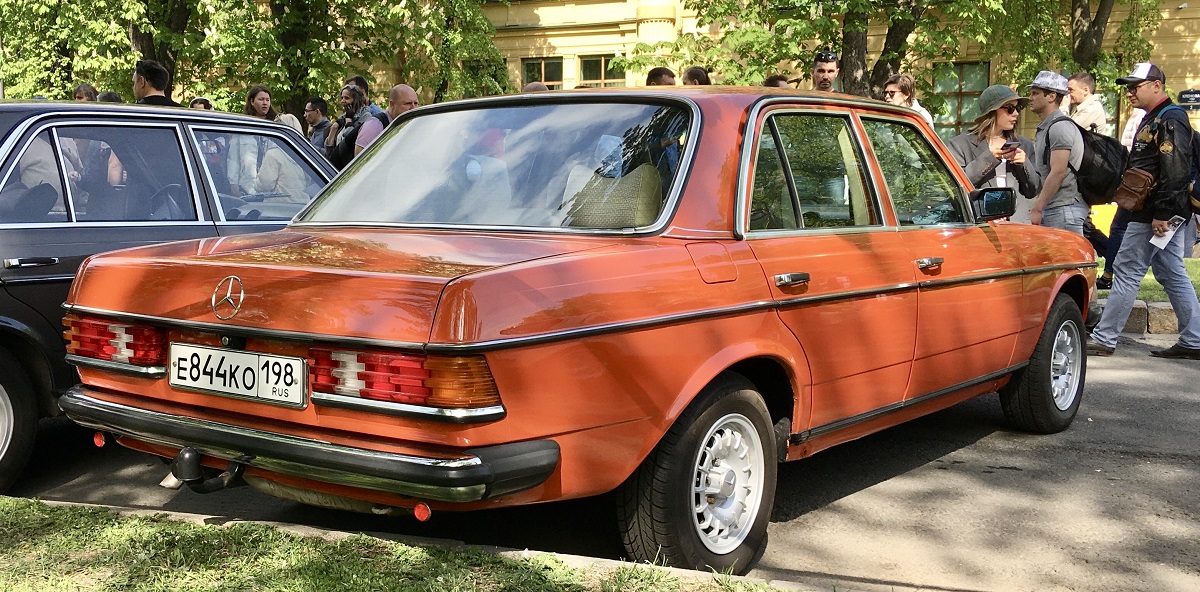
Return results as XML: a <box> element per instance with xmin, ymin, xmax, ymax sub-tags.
<box><xmin>0</xmin><ymin>384</ymin><xmax>12</xmax><ymax>460</ymax></box>
<box><xmin>1050</xmin><ymin>319</ymin><xmax>1083</xmax><ymax>411</ymax></box>
<box><xmin>691</xmin><ymin>413</ymin><xmax>766</xmax><ymax>555</ymax></box>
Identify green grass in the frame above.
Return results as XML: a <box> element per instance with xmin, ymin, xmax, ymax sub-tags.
<box><xmin>1096</xmin><ymin>257</ymin><xmax>1200</xmax><ymax>303</ymax></box>
<box><xmin>0</xmin><ymin>498</ymin><xmax>781</xmax><ymax>592</ymax></box>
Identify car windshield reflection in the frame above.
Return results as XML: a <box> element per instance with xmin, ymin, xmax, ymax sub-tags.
<box><xmin>297</xmin><ymin>102</ymin><xmax>691</xmax><ymax>230</ymax></box>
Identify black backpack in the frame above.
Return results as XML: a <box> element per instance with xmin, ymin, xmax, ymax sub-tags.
<box><xmin>1157</xmin><ymin>105</ymin><xmax>1200</xmax><ymax>217</ymax></box>
<box><xmin>1044</xmin><ymin>118</ymin><xmax>1128</xmax><ymax>205</ymax></box>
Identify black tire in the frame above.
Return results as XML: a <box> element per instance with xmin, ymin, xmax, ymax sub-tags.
<box><xmin>0</xmin><ymin>350</ymin><xmax>39</xmax><ymax>493</ymax></box>
<box><xmin>1000</xmin><ymin>294</ymin><xmax>1085</xmax><ymax>434</ymax></box>
<box><xmin>615</xmin><ymin>373</ymin><xmax>777</xmax><ymax>575</ymax></box>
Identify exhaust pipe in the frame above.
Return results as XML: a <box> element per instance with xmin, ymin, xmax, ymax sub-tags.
<box><xmin>167</xmin><ymin>447</ymin><xmax>250</xmax><ymax>494</ymax></box>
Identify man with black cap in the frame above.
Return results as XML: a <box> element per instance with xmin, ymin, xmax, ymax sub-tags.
<box><xmin>1027</xmin><ymin>70</ymin><xmax>1088</xmax><ymax>234</ymax></box>
<box><xmin>1088</xmin><ymin>63</ymin><xmax>1200</xmax><ymax>360</ymax></box>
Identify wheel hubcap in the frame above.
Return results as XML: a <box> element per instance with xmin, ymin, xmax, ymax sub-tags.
<box><xmin>0</xmin><ymin>386</ymin><xmax>12</xmax><ymax>460</ymax></box>
<box><xmin>1050</xmin><ymin>319</ymin><xmax>1083</xmax><ymax>411</ymax></box>
<box><xmin>691</xmin><ymin>413</ymin><xmax>765</xmax><ymax>555</ymax></box>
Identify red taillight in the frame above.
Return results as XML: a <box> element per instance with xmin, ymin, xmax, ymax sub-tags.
<box><xmin>308</xmin><ymin>347</ymin><xmax>500</xmax><ymax>409</ymax></box>
<box><xmin>64</xmin><ymin>314</ymin><xmax>167</xmax><ymax>366</ymax></box>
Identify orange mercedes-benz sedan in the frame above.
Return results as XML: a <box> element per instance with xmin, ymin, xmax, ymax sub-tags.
<box><xmin>59</xmin><ymin>87</ymin><xmax>1094</xmax><ymax>574</ymax></box>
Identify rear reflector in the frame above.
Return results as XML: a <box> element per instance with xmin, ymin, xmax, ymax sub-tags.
<box><xmin>308</xmin><ymin>347</ymin><xmax>500</xmax><ymax>409</ymax></box>
<box><xmin>64</xmin><ymin>314</ymin><xmax>167</xmax><ymax>367</ymax></box>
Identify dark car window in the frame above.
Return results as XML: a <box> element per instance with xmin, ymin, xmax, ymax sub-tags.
<box><xmin>0</xmin><ymin>130</ymin><xmax>67</xmax><ymax>223</ymax></box>
<box><xmin>192</xmin><ymin>130</ymin><xmax>325</xmax><ymax>222</ymax></box>
<box><xmin>297</xmin><ymin>102</ymin><xmax>691</xmax><ymax>230</ymax></box>
<box><xmin>56</xmin><ymin>126</ymin><xmax>197</xmax><ymax>222</ymax></box>
<box><xmin>748</xmin><ymin>122</ymin><xmax>797</xmax><ymax>231</ymax></box>
<box><xmin>762</xmin><ymin>113</ymin><xmax>879</xmax><ymax>229</ymax></box>
<box><xmin>861</xmin><ymin>119</ymin><xmax>966</xmax><ymax>225</ymax></box>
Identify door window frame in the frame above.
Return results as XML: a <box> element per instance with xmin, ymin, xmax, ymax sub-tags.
<box><xmin>738</xmin><ymin>104</ymin><xmax>889</xmax><ymax>238</ymax></box>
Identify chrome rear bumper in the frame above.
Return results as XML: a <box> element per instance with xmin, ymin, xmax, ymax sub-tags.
<box><xmin>59</xmin><ymin>387</ymin><xmax>559</xmax><ymax>503</ymax></box>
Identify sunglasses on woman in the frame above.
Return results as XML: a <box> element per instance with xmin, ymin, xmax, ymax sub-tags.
<box><xmin>999</xmin><ymin>103</ymin><xmax>1022</xmax><ymax>115</ymax></box>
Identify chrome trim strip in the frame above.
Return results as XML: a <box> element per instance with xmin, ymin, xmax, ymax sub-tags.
<box><xmin>61</xmin><ymin>390</ymin><xmax>490</xmax><ymax>502</ymax></box>
<box><xmin>919</xmin><ymin>270</ymin><xmax>1026</xmax><ymax>289</ymax></box>
<box><xmin>311</xmin><ymin>392</ymin><xmax>507</xmax><ymax>424</ymax></box>
<box><xmin>792</xmin><ymin>362</ymin><xmax>1027</xmax><ymax>443</ymax></box>
<box><xmin>65</xmin><ymin>354</ymin><xmax>167</xmax><ymax>378</ymax></box>
<box><xmin>0</xmin><ymin>274</ymin><xmax>75</xmax><ymax>285</ymax></box>
<box><xmin>49</xmin><ymin>128</ymin><xmax>77</xmax><ymax>221</ymax></box>
<box><xmin>62</xmin><ymin>304</ymin><xmax>428</xmax><ymax>351</ymax></box>
<box><xmin>66</xmin><ymin>261</ymin><xmax>1093</xmax><ymax>355</ymax></box>
<box><xmin>291</xmin><ymin>95</ymin><xmax>703</xmax><ymax>237</ymax></box>
<box><xmin>0</xmin><ymin>221</ymin><xmax>215</xmax><ymax>229</ymax></box>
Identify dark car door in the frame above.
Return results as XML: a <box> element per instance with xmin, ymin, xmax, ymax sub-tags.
<box><xmin>0</xmin><ymin>119</ymin><xmax>219</xmax><ymax>359</ymax></box>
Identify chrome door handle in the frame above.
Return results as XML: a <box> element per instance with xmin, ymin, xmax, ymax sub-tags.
<box><xmin>3</xmin><ymin>257</ymin><xmax>60</xmax><ymax>269</ymax></box>
<box><xmin>774</xmin><ymin>272</ymin><xmax>811</xmax><ymax>287</ymax></box>
<box><xmin>916</xmin><ymin>257</ymin><xmax>944</xmax><ymax>270</ymax></box>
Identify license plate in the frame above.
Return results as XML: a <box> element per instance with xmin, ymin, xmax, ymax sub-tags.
<box><xmin>169</xmin><ymin>343</ymin><xmax>306</xmax><ymax>408</ymax></box>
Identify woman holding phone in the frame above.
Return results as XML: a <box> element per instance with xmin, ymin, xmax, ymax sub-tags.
<box><xmin>945</xmin><ymin>84</ymin><xmax>1039</xmax><ymax>222</ymax></box>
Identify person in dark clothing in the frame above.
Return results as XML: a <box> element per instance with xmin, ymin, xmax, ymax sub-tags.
<box><xmin>324</xmin><ymin>84</ymin><xmax>373</xmax><ymax>170</ymax></box>
<box><xmin>131</xmin><ymin>60</ymin><xmax>179</xmax><ymax>106</ymax></box>
<box><xmin>1088</xmin><ymin>63</ymin><xmax>1200</xmax><ymax>359</ymax></box>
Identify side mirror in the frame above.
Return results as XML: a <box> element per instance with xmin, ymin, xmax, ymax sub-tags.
<box><xmin>970</xmin><ymin>187</ymin><xmax>1016</xmax><ymax>222</ymax></box>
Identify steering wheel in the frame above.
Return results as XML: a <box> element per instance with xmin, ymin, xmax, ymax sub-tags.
<box><xmin>147</xmin><ymin>184</ymin><xmax>188</xmax><ymax>220</ymax></box>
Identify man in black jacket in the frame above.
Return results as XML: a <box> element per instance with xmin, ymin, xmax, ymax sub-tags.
<box><xmin>131</xmin><ymin>60</ymin><xmax>179</xmax><ymax>107</ymax></box>
<box><xmin>1088</xmin><ymin>63</ymin><xmax>1200</xmax><ymax>359</ymax></box>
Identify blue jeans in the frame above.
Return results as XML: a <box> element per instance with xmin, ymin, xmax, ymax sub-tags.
<box><xmin>1091</xmin><ymin>220</ymin><xmax>1200</xmax><ymax>349</ymax></box>
<box><xmin>1186</xmin><ymin>214</ymin><xmax>1199</xmax><ymax>258</ymax></box>
<box><xmin>1104</xmin><ymin>207</ymin><xmax>1133</xmax><ymax>275</ymax></box>
<box><xmin>1041</xmin><ymin>202</ymin><xmax>1089</xmax><ymax>235</ymax></box>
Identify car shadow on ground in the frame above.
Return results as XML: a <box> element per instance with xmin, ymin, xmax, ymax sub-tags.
<box><xmin>13</xmin><ymin>393</ymin><xmax>1010</xmax><ymax>563</ymax></box>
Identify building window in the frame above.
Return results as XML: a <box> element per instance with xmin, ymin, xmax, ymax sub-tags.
<box><xmin>932</xmin><ymin>62</ymin><xmax>990</xmax><ymax>142</ymax></box>
<box><xmin>577</xmin><ymin>55</ymin><xmax>625</xmax><ymax>88</ymax></box>
<box><xmin>523</xmin><ymin>58</ymin><xmax>563</xmax><ymax>90</ymax></box>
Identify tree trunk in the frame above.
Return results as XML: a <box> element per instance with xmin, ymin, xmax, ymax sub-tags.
<box><xmin>129</xmin><ymin>0</ymin><xmax>193</xmax><ymax>90</ymax></box>
<box><xmin>840</xmin><ymin>7</ymin><xmax>870</xmax><ymax>97</ymax></box>
<box><xmin>1071</xmin><ymin>0</ymin><xmax>1117</xmax><ymax>72</ymax></box>
<box><xmin>270</xmin><ymin>0</ymin><xmax>310</xmax><ymax>118</ymax></box>
<box><xmin>867</xmin><ymin>1</ymin><xmax>926</xmax><ymax>99</ymax></box>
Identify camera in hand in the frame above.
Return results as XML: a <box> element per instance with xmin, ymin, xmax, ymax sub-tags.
<box><xmin>336</xmin><ymin>116</ymin><xmax>351</xmax><ymax>127</ymax></box>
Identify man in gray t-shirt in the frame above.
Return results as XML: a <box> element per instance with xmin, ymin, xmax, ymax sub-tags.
<box><xmin>1027</xmin><ymin>71</ymin><xmax>1088</xmax><ymax>235</ymax></box>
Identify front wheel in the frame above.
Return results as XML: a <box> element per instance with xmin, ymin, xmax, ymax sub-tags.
<box><xmin>1000</xmin><ymin>294</ymin><xmax>1085</xmax><ymax>433</ymax></box>
<box><xmin>0</xmin><ymin>351</ymin><xmax>38</xmax><ymax>493</ymax></box>
<box><xmin>616</xmin><ymin>373</ymin><xmax>777</xmax><ymax>574</ymax></box>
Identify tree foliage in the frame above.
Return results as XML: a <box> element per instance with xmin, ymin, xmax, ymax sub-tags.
<box><xmin>617</xmin><ymin>0</ymin><xmax>1159</xmax><ymax>99</ymax></box>
<box><xmin>0</xmin><ymin>0</ymin><xmax>508</xmax><ymax>114</ymax></box>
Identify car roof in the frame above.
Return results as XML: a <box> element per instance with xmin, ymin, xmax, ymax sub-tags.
<box><xmin>0</xmin><ymin>101</ymin><xmax>296</xmax><ymax>131</ymax></box>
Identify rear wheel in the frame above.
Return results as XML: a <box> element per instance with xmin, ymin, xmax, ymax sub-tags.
<box><xmin>616</xmin><ymin>373</ymin><xmax>777</xmax><ymax>574</ymax></box>
<box><xmin>1000</xmin><ymin>294</ymin><xmax>1085</xmax><ymax>433</ymax></box>
<box><xmin>0</xmin><ymin>351</ymin><xmax>38</xmax><ymax>493</ymax></box>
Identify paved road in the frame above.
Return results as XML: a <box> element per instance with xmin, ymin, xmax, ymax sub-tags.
<box><xmin>10</xmin><ymin>334</ymin><xmax>1200</xmax><ymax>592</ymax></box>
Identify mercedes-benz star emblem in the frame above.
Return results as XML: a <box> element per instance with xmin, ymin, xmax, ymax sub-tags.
<box><xmin>211</xmin><ymin>276</ymin><xmax>245</xmax><ymax>320</ymax></box>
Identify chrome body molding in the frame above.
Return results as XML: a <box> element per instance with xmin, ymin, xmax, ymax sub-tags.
<box><xmin>311</xmin><ymin>392</ymin><xmax>507</xmax><ymax>424</ymax></box>
<box><xmin>64</xmin><ymin>262</ymin><xmax>1092</xmax><ymax>355</ymax></box>
<box><xmin>59</xmin><ymin>388</ymin><xmax>561</xmax><ymax>503</ymax></box>
<box><xmin>65</xmin><ymin>354</ymin><xmax>166</xmax><ymax>378</ymax></box>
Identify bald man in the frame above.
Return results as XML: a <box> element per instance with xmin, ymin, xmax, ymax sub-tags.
<box><xmin>355</xmin><ymin>84</ymin><xmax>420</xmax><ymax>154</ymax></box>
<box><xmin>522</xmin><ymin>81</ymin><xmax>549</xmax><ymax>92</ymax></box>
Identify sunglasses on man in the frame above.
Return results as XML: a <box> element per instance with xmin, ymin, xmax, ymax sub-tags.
<box><xmin>815</xmin><ymin>51</ymin><xmax>838</xmax><ymax>63</ymax></box>
<box><xmin>1124</xmin><ymin>81</ymin><xmax>1151</xmax><ymax>94</ymax></box>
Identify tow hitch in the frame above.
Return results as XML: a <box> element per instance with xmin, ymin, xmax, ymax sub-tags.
<box><xmin>162</xmin><ymin>447</ymin><xmax>251</xmax><ymax>494</ymax></box>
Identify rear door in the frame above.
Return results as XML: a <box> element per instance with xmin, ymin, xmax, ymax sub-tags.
<box><xmin>744</xmin><ymin>105</ymin><xmax>918</xmax><ymax>431</ymax></box>
<box><xmin>0</xmin><ymin>118</ymin><xmax>218</xmax><ymax>334</ymax></box>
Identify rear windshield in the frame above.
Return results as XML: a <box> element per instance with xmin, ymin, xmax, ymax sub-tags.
<box><xmin>296</xmin><ymin>101</ymin><xmax>691</xmax><ymax>230</ymax></box>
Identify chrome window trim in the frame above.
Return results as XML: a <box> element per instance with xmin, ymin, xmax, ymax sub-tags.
<box><xmin>856</xmin><ymin>113</ymin><xmax>976</xmax><ymax>225</ymax></box>
<box><xmin>0</xmin><ymin>221</ymin><xmax>215</xmax><ymax>230</ymax></box>
<box><xmin>290</xmin><ymin>94</ymin><xmax>703</xmax><ymax>237</ymax></box>
<box><xmin>65</xmin><ymin>354</ymin><xmax>167</xmax><ymax>378</ymax></box>
<box><xmin>311</xmin><ymin>392</ymin><xmax>507</xmax><ymax>424</ymax></box>
<box><xmin>65</xmin><ymin>261</ymin><xmax>1091</xmax><ymax>355</ymax></box>
<box><xmin>0</xmin><ymin>128</ymin><xmax>67</xmax><ymax>210</ymax></box>
<box><xmin>49</xmin><ymin>128</ymin><xmax>77</xmax><ymax>222</ymax></box>
<box><xmin>737</xmin><ymin>102</ymin><xmax>891</xmax><ymax>239</ymax></box>
<box><xmin>5</xmin><ymin>119</ymin><xmax>209</xmax><ymax>224</ymax></box>
<box><xmin>186</xmin><ymin>124</ymin><xmax>331</xmax><ymax>223</ymax></box>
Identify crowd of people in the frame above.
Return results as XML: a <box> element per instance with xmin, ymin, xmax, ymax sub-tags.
<box><xmin>66</xmin><ymin>55</ymin><xmax>1199</xmax><ymax>360</ymax></box>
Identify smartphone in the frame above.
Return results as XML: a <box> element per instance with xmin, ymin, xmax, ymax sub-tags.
<box><xmin>1000</xmin><ymin>140</ymin><xmax>1020</xmax><ymax>151</ymax></box>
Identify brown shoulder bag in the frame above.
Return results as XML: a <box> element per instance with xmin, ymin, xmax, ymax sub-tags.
<box><xmin>1112</xmin><ymin>167</ymin><xmax>1155</xmax><ymax>211</ymax></box>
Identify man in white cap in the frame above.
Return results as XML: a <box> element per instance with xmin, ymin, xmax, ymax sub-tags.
<box><xmin>1088</xmin><ymin>63</ymin><xmax>1200</xmax><ymax>359</ymax></box>
<box><xmin>1027</xmin><ymin>70</ymin><xmax>1088</xmax><ymax>235</ymax></box>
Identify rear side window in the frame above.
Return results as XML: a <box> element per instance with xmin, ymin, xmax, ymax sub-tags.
<box><xmin>0</xmin><ymin>130</ymin><xmax>67</xmax><ymax>223</ymax></box>
<box><xmin>56</xmin><ymin>126</ymin><xmax>198</xmax><ymax>222</ymax></box>
<box><xmin>192</xmin><ymin>130</ymin><xmax>325</xmax><ymax>222</ymax></box>
<box><xmin>861</xmin><ymin>119</ymin><xmax>966</xmax><ymax>225</ymax></box>
<box><xmin>748</xmin><ymin>113</ymin><xmax>880</xmax><ymax>231</ymax></box>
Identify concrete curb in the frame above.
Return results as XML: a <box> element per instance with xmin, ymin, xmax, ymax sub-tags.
<box><xmin>37</xmin><ymin>500</ymin><xmax>829</xmax><ymax>592</ymax></box>
<box><xmin>1095</xmin><ymin>298</ymin><xmax>1183</xmax><ymax>334</ymax></box>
